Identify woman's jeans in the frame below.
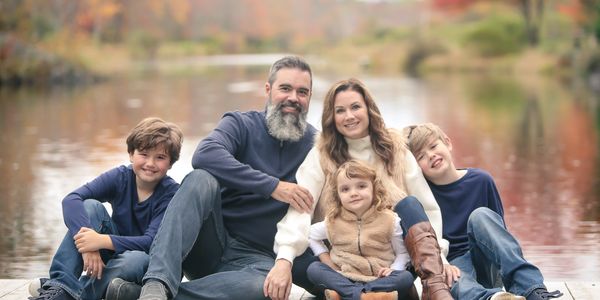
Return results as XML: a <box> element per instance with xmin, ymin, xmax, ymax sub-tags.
<box><xmin>142</xmin><ymin>169</ymin><xmax>318</xmax><ymax>300</ymax></box>
<box><xmin>307</xmin><ymin>262</ymin><xmax>415</xmax><ymax>300</ymax></box>
<box><xmin>449</xmin><ymin>207</ymin><xmax>546</xmax><ymax>299</ymax></box>
<box><xmin>45</xmin><ymin>200</ymin><xmax>149</xmax><ymax>300</ymax></box>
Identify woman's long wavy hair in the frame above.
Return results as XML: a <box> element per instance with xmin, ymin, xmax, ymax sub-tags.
<box><xmin>327</xmin><ymin>159</ymin><xmax>391</xmax><ymax>219</ymax></box>
<box><xmin>319</xmin><ymin>78</ymin><xmax>396</xmax><ymax>175</ymax></box>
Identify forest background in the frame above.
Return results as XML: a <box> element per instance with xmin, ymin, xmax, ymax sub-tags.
<box><xmin>2</xmin><ymin>0</ymin><xmax>600</xmax><ymax>88</ymax></box>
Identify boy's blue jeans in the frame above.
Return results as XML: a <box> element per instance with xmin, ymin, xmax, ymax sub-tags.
<box><xmin>142</xmin><ymin>169</ymin><xmax>318</xmax><ymax>300</ymax></box>
<box><xmin>449</xmin><ymin>207</ymin><xmax>546</xmax><ymax>299</ymax></box>
<box><xmin>45</xmin><ymin>200</ymin><xmax>149</xmax><ymax>300</ymax></box>
<box><xmin>307</xmin><ymin>262</ymin><xmax>415</xmax><ymax>300</ymax></box>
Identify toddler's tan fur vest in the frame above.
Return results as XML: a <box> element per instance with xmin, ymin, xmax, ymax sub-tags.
<box><xmin>327</xmin><ymin>207</ymin><xmax>396</xmax><ymax>282</ymax></box>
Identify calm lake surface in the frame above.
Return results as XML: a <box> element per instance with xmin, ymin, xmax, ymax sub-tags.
<box><xmin>0</xmin><ymin>55</ymin><xmax>598</xmax><ymax>281</ymax></box>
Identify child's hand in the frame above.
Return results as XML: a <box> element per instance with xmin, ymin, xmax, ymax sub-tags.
<box><xmin>82</xmin><ymin>251</ymin><xmax>105</xmax><ymax>280</ymax></box>
<box><xmin>377</xmin><ymin>267</ymin><xmax>394</xmax><ymax>277</ymax></box>
<box><xmin>74</xmin><ymin>227</ymin><xmax>111</xmax><ymax>252</ymax></box>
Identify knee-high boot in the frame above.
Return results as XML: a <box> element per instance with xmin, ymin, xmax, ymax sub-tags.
<box><xmin>405</xmin><ymin>222</ymin><xmax>453</xmax><ymax>300</ymax></box>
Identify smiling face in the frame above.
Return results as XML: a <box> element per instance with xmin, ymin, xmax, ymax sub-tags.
<box><xmin>264</xmin><ymin>67</ymin><xmax>312</xmax><ymax>141</ymax></box>
<box><xmin>333</xmin><ymin>90</ymin><xmax>370</xmax><ymax>139</ymax></box>
<box><xmin>414</xmin><ymin>137</ymin><xmax>456</xmax><ymax>184</ymax></box>
<box><xmin>336</xmin><ymin>172</ymin><xmax>374</xmax><ymax>218</ymax></box>
<box><xmin>129</xmin><ymin>145</ymin><xmax>172</xmax><ymax>188</ymax></box>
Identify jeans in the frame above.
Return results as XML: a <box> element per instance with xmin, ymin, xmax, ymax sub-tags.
<box><xmin>46</xmin><ymin>200</ymin><xmax>149</xmax><ymax>300</ymax></box>
<box><xmin>142</xmin><ymin>169</ymin><xmax>318</xmax><ymax>300</ymax></box>
<box><xmin>307</xmin><ymin>262</ymin><xmax>415</xmax><ymax>300</ymax></box>
<box><xmin>393</xmin><ymin>196</ymin><xmax>428</xmax><ymax>239</ymax></box>
<box><xmin>449</xmin><ymin>207</ymin><xmax>546</xmax><ymax>300</ymax></box>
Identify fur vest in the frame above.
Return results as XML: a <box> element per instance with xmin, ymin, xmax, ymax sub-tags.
<box><xmin>327</xmin><ymin>206</ymin><xmax>396</xmax><ymax>282</ymax></box>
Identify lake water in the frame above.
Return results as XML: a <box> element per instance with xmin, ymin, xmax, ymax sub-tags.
<box><xmin>0</xmin><ymin>56</ymin><xmax>598</xmax><ymax>281</ymax></box>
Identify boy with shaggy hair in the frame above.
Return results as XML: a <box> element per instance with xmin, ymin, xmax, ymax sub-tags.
<box><xmin>29</xmin><ymin>117</ymin><xmax>183</xmax><ymax>300</ymax></box>
<box><xmin>406</xmin><ymin>123</ymin><xmax>562</xmax><ymax>300</ymax></box>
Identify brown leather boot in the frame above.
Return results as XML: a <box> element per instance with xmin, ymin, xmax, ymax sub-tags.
<box><xmin>360</xmin><ymin>291</ymin><xmax>398</xmax><ymax>300</ymax></box>
<box><xmin>405</xmin><ymin>222</ymin><xmax>453</xmax><ymax>300</ymax></box>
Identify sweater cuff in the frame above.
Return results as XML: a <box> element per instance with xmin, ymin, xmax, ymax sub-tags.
<box><xmin>276</xmin><ymin>246</ymin><xmax>296</xmax><ymax>265</ymax></box>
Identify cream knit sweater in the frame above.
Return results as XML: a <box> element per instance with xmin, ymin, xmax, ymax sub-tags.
<box><xmin>274</xmin><ymin>134</ymin><xmax>449</xmax><ymax>265</ymax></box>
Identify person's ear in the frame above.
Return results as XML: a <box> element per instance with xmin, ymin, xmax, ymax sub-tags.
<box><xmin>445</xmin><ymin>137</ymin><xmax>453</xmax><ymax>151</ymax></box>
<box><xmin>129</xmin><ymin>152</ymin><xmax>134</xmax><ymax>163</ymax></box>
<box><xmin>265</xmin><ymin>82</ymin><xmax>271</xmax><ymax>97</ymax></box>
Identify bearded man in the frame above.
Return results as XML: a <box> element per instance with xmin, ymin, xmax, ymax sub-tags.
<box><xmin>105</xmin><ymin>56</ymin><xmax>320</xmax><ymax>300</ymax></box>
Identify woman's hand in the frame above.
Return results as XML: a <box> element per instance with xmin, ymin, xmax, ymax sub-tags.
<box><xmin>444</xmin><ymin>264</ymin><xmax>461</xmax><ymax>286</ymax></box>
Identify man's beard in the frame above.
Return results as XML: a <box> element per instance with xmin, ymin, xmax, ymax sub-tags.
<box><xmin>265</xmin><ymin>98</ymin><xmax>308</xmax><ymax>142</ymax></box>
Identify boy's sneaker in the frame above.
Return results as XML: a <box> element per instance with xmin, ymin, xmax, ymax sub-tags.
<box><xmin>324</xmin><ymin>289</ymin><xmax>342</xmax><ymax>300</ymax></box>
<box><xmin>105</xmin><ymin>278</ymin><xmax>142</xmax><ymax>300</ymax></box>
<box><xmin>490</xmin><ymin>291</ymin><xmax>525</xmax><ymax>300</ymax></box>
<box><xmin>28</xmin><ymin>277</ymin><xmax>49</xmax><ymax>297</ymax></box>
<box><xmin>526</xmin><ymin>288</ymin><xmax>564</xmax><ymax>300</ymax></box>
<box><xmin>28</xmin><ymin>286</ymin><xmax>74</xmax><ymax>300</ymax></box>
<box><xmin>138</xmin><ymin>280</ymin><xmax>169</xmax><ymax>300</ymax></box>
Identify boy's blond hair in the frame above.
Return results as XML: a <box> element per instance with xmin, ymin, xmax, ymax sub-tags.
<box><xmin>126</xmin><ymin>117</ymin><xmax>183</xmax><ymax>165</ymax></box>
<box><xmin>326</xmin><ymin>159</ymin><xmax>391</xmax><ymax>220</ymax></box>
<box><xmin>405</xmin><ymin>123</ymin><xmax>449</xmax><ymax>155</ymax></box>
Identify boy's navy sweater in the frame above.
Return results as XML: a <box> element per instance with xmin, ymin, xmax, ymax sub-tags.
<box><xmin>192</xmin><ymin>110</ymin><xmax>316</xmax><ymax>253</ymax></box>
<box><xmin>62</xmin><ymin>165</ymin><xmax>179</xmax><ymax>254</ymax></box>
<box><xmin>427</xmin><ymin>168</ymin><xmax>504</xmax><ymax>262</ymax></box>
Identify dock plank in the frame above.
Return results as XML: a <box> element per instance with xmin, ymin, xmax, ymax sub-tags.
<box><xmin>0</xmin><ymin>279</ymin><xmax>595</xmax><ymax>299</ymax></box>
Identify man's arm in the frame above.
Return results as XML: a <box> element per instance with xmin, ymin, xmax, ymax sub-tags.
<box><xmin>192</xmin><ymin>113</ymin><xmax>280</xmax><ymax>197</ymax></box>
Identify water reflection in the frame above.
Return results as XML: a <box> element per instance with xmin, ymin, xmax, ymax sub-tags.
<box><xmin>0</xmin><ymin>64</ymin><xmax>598</xmax><ymax>281</ymax></box>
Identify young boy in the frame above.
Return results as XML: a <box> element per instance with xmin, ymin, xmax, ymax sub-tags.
<box><xmin>29</xmin><ymin>117</ymin><xmax>183</xmax><ymax>300</ymax></box>
<box><xmin>406</xmin><ymin>123</ymin><xmax>563</xmax><ymax>300</ymax></box>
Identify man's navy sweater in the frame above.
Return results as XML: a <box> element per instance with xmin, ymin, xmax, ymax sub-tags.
<box><xmin>192</xmin><ymin>110</ymin><xmax>317</xmax><ymax>253</ymax></box>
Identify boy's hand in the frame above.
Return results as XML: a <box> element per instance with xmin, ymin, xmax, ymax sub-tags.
<box><xmin>74</xmin><ymin>227</ymin><xmax>113</xmax><ymax>252</ymax></box>
<box><xmin>443</xmin><ymin>264</ymin><xmax>461</xmax><ymax>287</ymax></box>
<box><xmin>82</xmin><ymin>251</ymin><xmax>105</xmax><ymax>279</ymax></box>
<box><xmin>271</xmin><ymin>181</ymin><xmax>313</xmax><ymax>213</ymax></box>
<box><xmin>377</xmin><ymin>267</ymin><xmax>394</xmax><ymax>277</ymax></box>
<box><xmin>263</xmin><ymin>259</ymin><xmax>292</xmax><ymax>300</ymax></box>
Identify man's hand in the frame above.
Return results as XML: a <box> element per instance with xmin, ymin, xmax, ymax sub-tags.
<box><xmin>263</xmin><ymin>259</ymin><xmax>292</xmax><ymax>300</ymax></box>
<box><xmin>271</xmin><ymin>181</ymin><xmax>313</xmax><ymax>213</ymax></box>
<box><xmin>443</xmin><ymin>264</ymin><xmax>461</xmax><ymax>287</ymax></box>
<box><xmin>82</xmin><ymin>251</ymin><xmax>105</xmax><ymax>279</ymax></box>
<box><xmin>74</xmin><ymin>227</ymin><xmax>112</xmax><ymax>252</ymax></box>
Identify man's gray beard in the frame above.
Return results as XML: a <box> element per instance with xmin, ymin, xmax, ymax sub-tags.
<box><xmin>265</xmin><ymin>100</ymin><xmax>308</xmax><ymax>142</ymax></box>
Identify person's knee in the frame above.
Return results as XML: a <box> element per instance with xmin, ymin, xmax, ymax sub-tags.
<box><xmin>83</xmin><ymin>199</ymin><xmax>104</xmax><ymax>214</ymax></box>
<box><xmin>183</xmin><ymin>169</ymin><xmax>220</xmax><ymax>195</ymax></box>
<box><xmin>393</xmin><ymin>195</ymin><xmax>420</xmax><ymax>214</ymax></box>
<box><xmin>468</xmin><ymin>207</ymin><xmax>495</xmax><ymax>226</ymax></box>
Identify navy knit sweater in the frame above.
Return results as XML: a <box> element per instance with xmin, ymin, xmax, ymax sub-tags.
<box><xmin>192</xmin><ymin>110</ymin><xmax>316</xmax><ymax>253</ymax></box>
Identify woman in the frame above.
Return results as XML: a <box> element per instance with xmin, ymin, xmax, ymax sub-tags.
<box><xmin>273</xmin><ymin>78</ymin><xmax>454</xmax><ymax>300</ymax></box>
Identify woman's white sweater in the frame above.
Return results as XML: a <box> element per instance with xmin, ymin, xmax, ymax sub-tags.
<box><xmin>274</xmin><ymin>135</ymin><xmax>449</xmax><ymax>265</ymax></box>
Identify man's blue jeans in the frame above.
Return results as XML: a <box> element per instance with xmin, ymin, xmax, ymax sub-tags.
<box><xmin>142</xmin><ymin>169</ymin><xmax>318</xmax><ymax>300</ymax></box>
<box><xmin>46</xmin><ymin>200</ymin><xmax>149</xmax><ymax>300</ymax></box>
<box><xmin>307</xmin><ymin>262</ymin><xmax>415</xmax><ymax>300</ymax></box>
<box><xmin>449</xmin><ymin>207</ymin><xmax>546</xmax><ymax>299</ymax></box>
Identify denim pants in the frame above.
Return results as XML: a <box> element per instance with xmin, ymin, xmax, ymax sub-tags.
<box><xmin>46</xmin><ymin>200</ymin><xmax>149</xmax><ymax>300</ymax></box>
<box><xmin>307</xmin><ymin>262</ymin><xmax>415</xmax><ymax>300</ymax></box>
<box><xmin>449</xmin><ymin>207</ymin><xmax>546</xmax><ymax>300</ymax></box>
<box><xmin>142</xmin><ymin>169</ymin><xmax>318</xmax><ymax>300</ymax></box>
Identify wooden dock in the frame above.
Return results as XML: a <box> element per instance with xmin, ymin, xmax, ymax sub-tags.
<box><xmin>1</xmin><ymin>279</ymin><xmax>597</xmax><ymax>299</ymax></box>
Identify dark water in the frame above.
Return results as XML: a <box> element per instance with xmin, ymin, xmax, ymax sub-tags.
<box><xmin>0</xmin><ymin>57</ymin><xmax>598</xmax><ymax>281</ymax></box>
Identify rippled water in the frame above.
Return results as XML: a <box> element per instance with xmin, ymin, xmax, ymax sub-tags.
<box><xmin>0</xmin><ymin>59</ymin><xmax>598</xmax><ymax>281</ymax></box>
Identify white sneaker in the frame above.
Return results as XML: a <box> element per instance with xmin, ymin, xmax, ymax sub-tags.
<box><xmin>490</xmin><ymin>291</ymin><xmax>526</xmax><ymax>300</ymax></box>
<box><xmin>28</xmin><ymin>277</ymin><xmax>49</xmax><ymax>297</ymax></box>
